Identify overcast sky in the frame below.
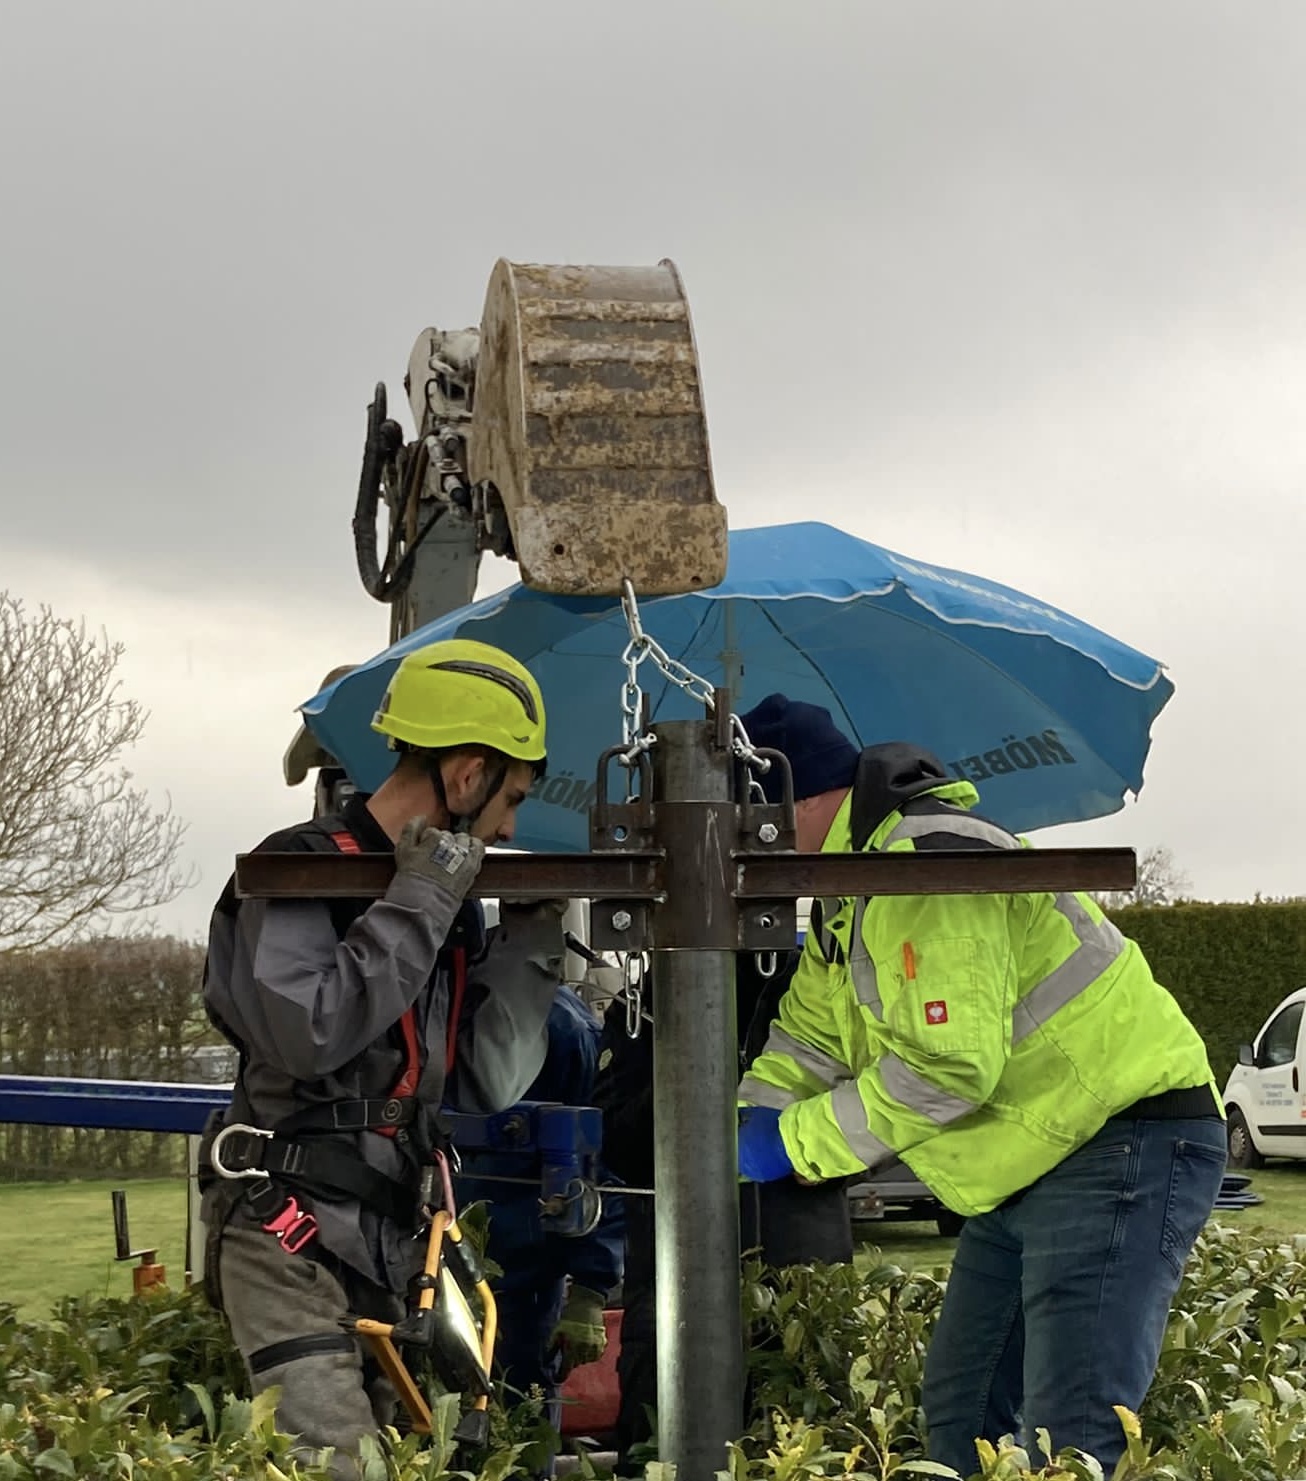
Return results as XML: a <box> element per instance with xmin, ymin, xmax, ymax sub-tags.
<box><xmin>3</xmin><ymin>1</ymin><xmax>1304</xmax><ymax>941</ymax></box>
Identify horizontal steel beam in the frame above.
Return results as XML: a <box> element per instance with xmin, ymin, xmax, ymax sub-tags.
<box><xmin>234</xmin><ymin>851</ymin><xmax>665</xmax><ymax>901</ymax></box>
<box><xmin>235</xmin><ymin>845</ymin><xmax>1136</xmax><ymax>902</ymax></box>
<box><xmin>735</xmin><ymin>846</ymin><xmax>1137</xmax><ymax>898</ymax></box>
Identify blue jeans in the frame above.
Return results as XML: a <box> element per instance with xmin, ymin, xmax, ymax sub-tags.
<box><xmin>922</xmin><ymin>1115</ymin><xmax>1226</xmax><ymax>1477</ymax></box>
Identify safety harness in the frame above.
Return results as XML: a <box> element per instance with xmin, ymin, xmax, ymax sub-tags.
<box><xmin>201</xmin><ymin>816</ymin><xmax>468</xmax><ymax>1253</ymax></box>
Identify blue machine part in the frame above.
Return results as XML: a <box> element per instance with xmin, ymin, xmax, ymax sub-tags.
<box><xmin>446</xmin><ymin>1101</ymin><xmax>605</xmax><ymax>1237</ymax></box>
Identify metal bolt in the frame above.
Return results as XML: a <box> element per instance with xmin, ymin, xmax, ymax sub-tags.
<box><xmin>757</xmin><ymin>913</ymin><xmax>776</xmax><ymax>930</ymax></box>
<box><xmin>611</xmin><ymin>909</ymin><xmax>633</xmax><ymax>932</ymax></box>
<box><xmin>758</xmin><ymin>823</ymin><xmax>779</xmax><ymax>845</ymax></box>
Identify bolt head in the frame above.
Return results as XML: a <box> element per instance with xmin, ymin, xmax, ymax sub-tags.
<box><xmin>611</xmin><ymin>909</ymin><xmax>633</xmax><ymax>932</ymax></box>
<box><xmin>758</xmin><ymin>822</ymin><xmax>779</xmax><ymax>844</ymax></box>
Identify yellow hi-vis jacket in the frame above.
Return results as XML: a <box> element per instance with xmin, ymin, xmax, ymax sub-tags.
<box><xmin>738</xmin><ymin>781</ymin><xmax>1217</xmax><ymax>1216</ymax></box>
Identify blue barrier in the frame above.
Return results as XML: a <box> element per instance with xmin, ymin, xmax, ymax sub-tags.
<box><xmin>0</xmin><ymin>1075</ymin><xmax>229</xmax><ymax>1135</ymax></box>
<box><xmin>0</xmin><ymin>1075</ymin><xmax>607</xmax><ymax>1236</ymax></box>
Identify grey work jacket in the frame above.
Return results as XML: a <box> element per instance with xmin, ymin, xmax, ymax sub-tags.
<box><xmin>201</xmin><ymin>794</ymin><xmax>564</xmax><ymax>1292</ymax></box>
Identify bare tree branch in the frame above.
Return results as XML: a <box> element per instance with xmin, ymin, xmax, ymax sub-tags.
<box><xmin>1094</xmin><ymin>844</ymin><xmax>1192</xmax><ymax>911</ymax></box>
<box><xmin>0</xmin><ymin>593</ymin><xmax>195</xmax><ymax>952</ymax></box>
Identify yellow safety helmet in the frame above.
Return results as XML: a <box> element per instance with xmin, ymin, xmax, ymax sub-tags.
<box><xmin>370</xmin><ymin>638</ymin><xmax>547</xmax><ymax>773</ymax></box>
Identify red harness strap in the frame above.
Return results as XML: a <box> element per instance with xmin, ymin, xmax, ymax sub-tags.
<box><xmin>322</xmin><ymin>824</ymin><xmax>419</xmax><ymax>1140</ymax></box>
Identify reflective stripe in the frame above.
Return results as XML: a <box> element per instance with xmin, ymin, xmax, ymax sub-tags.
<box><xmin>830</xmin><ymin>1080</ymin><xmax>895</xmax><ymax>1167</ymax></box>
<box><xmin>881</xmin><ymin>811</ymin><xmax>1020</xmax><ymax>851</ymax></box>
<box><xmin>880</xmin><ymin>1053</ymin><xmax>978</xmax><ymax>1125</ymax></box>
<box><xmin>737</xmin><ymin>1076</ymin><xmax>798</xmax><ymax>1110</ymax></box>
<box><xmin>762</xmin><ymin>1026</ymin><xmax>847</xmax><ymax>1087</ymax></box>
<box><xmin>847</xmin><ymin>897</ymin><xmax>882</xmax><ymax>1015</ymax></box>
<box><xmin>1011</xmin><ymin>893</ymin><xmax>1126</xmax><ymax>1044</ymax></box>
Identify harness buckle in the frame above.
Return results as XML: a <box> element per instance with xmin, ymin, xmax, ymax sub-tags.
<box><xmin>211</xmin><ymin>1122</ymin><xmax>274</xmax><ymax>1180</ymax></box>
<box><xmin>261</xmin><ymin>1195</ymin><xmax>319</xmax><ymax>1255</ymax></box>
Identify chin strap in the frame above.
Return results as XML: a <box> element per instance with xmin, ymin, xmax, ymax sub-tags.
<box><xmin>425</xmin><ymin>753</ymin><xmax>508</xmax><ymax>836</ymax></box>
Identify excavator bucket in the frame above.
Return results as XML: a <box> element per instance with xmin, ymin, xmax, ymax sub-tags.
<box><xmin>469</xmin><ymin>260</ymin><xmax>728</xmax><ymax>597</ymax></box>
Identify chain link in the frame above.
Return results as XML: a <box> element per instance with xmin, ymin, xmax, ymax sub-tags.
<box><xmin>616</xmin><ymin>580</ymin><xmax>780</xmax><ymax>798</ymax></box>
<box><xmin>619</xmin><ymin>580</ymin><xmax>718</xmax><ymax>762</ymax></box>
<box><xmin>623</xmin><ymin>950</ymin><xmax>646</xmax><ymax>1039</ymax></box>
<box><xmin>607</xmin><ymin>583</ymin><xmax>784</xmax><ymax>1042</ymax></box>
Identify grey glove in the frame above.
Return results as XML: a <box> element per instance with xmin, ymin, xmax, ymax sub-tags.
<box><xmin>395</xmin><ymin>818</ymin><xmax>486</xmax><ymax>901</ymax></box>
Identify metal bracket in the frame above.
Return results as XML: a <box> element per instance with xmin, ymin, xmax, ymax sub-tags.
<box><xmin>590</xmin><ymin>747</ymin><xmax>656</xmax><ymax>851</ymax></box>
<box><xmin>736</xmin><ymin>900</ymin><xmax>799</xmax><ymax>952</ymax></box>
<box><xmin>590</xmin><ymin>899</ymin><xmax>654</xmax><ymax>952</ymax></box>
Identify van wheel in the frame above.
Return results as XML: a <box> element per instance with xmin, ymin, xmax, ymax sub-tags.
<box><xmin>1226</xmin><ymin>1108</ymin><xmax>1263</xmax><ymax>1170</ymax></box>
<box><xmin>935</xmin><ymin>1209</ymin><xmax>966</xmax><ymax>1238</ymax></box>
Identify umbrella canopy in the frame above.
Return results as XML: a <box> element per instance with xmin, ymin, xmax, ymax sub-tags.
<box><xmin>300</xmin><ymin>522</ymin><xmax>1173</xmax><ymax>852</ymax></box>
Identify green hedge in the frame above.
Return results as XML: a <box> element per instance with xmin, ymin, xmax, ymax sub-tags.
<box><xmin>1108</xmin><ymin>901</ymin><xmax>1306</xmax><ymax>1085</ymax></box>
<box><xmin>10</xmin><ymin>1227</ymin><xmax>1306</xmax><ymax>1478</ymax></box>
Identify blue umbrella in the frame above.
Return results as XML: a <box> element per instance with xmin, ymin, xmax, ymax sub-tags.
<box><xmin>300</xmin><ymin>521</ymin><xmax>1173</xmax><ymax>853</ymax></box>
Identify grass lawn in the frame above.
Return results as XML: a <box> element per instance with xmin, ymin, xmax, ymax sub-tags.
<box><xmin>0</xmin><ymin>1177</ymin><xmax>192</xmax><ymax>1319</ymax></box>
<box><xmin>856</xmin><ymin>1161</ymin><xmax>1306</xmax><ymax>1276</ymax></box>
<box><xmin>4</xmin><ymin>1163</ymin><xmax>1306</xmax><ymax>1320</ymax></box>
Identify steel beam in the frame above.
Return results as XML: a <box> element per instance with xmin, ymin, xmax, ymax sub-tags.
<box><xmin>234</xmin><ymin>844</ymin><xmax>1136</xmax><ymax>902</ymax></box>
<box><xmin>734</xmin><ymin>846</ymin><xmax>1138</xmax><ymax>899</ymax></box>
<box><xmin>234</xmin><ymin>850</ymin><xmax>664</xmax><ymax>901</ymax></box>
<box><xmin>649</xmin><ymin>720</ymin><xmax>743</xmax><ymax>1479</ymax></box>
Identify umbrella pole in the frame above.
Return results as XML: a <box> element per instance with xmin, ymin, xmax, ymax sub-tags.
<box><xmin>649</xmin><ymin>718</ymin><xmax>744</xmax><ymax>1479</ymax></box>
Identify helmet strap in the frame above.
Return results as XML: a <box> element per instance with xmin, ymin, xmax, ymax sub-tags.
<box><xmin>462</xmin><ymin>759</ymin><xmax>508</xmax><ymax>832</ymax></box>
<box><xmin>423</xmin><ymin>754</ymin><xmax>468</xmax><ymax>835</ymax></box>
<box><xmin>424</xmin><ymin>751</ymin><xmax>508</xmax><ymax>836</ymax></box>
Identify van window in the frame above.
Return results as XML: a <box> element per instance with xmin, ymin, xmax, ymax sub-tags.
<box><xmin>1257</xmin><ymin>1001</ymin><xmax>1305</xmax><ymax>1069</ymax></box>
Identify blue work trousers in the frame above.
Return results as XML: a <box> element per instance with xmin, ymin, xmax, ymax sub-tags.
<box><xmin>922</xmin><ymin>1114</ymin><xmax>1226</xmax><ymax>1477</ymax></box>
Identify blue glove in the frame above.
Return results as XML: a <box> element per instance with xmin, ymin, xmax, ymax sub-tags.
<box><xmin>737</xmin><ymin>1106</ymin><xmax>794</xmax><ymax>1183</ymax></box>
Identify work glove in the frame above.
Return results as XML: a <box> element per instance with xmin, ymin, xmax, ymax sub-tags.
<box><xmin>394</xmin><ymin>817</ymin><xmax>486</xmax><ymax>902</ymax></box>
<box><xmin>548</xmin><ymin>1283</ymin><xmax>607</xmax><ymax>1377</ymax></box>
<box><xmin>738</xmin><ymin>1105</ymin><xmax>796</xmax><ymax>1184</ymax></box>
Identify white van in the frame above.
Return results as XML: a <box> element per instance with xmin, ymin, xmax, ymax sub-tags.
<box><xmin>1221</xmin><ymin>986</ymin><xmax>1306</xmax><ymax>1168</ymax></box>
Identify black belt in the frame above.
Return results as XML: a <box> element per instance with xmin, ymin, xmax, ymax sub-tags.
<box><xmin>213</xmin><ymin>1128</ymin><xmax>419</xmax><ymax>1225</ymax></box>
<box><xmin>274</xmin><ymin>1096</ymin><xmax>419</xmax><ymax>1136</ymax></box>
<box><xmin>1116</xmin><ymin>1084</ymin><xmax>1220</xmax><ymax>1121</ymax></box>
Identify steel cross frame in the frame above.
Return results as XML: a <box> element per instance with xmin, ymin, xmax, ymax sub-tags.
<box><xmin>233</xmin><ymin>704</ymin><xmax>1135</xmax><ymax>1481</ymax></box>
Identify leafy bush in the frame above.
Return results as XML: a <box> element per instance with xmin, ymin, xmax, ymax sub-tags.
<box><xmin>7</xmin><ymin>1227</ymin><xmax>1306</xmax><ymax>1478</ymax></box>
<box><xmin>1107</xmin><ymin>901</ymin><xmax>1306</xmax><ymax>1082</ymax></box>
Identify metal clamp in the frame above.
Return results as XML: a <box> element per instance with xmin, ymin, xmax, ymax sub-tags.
<box><xmin>211</xmin><ymin>1122</ymin><xmax>273</xmax><ymax>1180</ymax></box>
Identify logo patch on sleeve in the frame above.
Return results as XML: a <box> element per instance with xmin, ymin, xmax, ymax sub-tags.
<box><xmin>924</xmin><ymin>1000</ymin><xmax>949</xmax><ymax>1026</ymax></box>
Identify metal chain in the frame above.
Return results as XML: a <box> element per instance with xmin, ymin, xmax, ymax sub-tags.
<box><xmin>619</xmin><ymin>584</ymin><xmax>777</xmax><ymax>794</ymax></box>
<box><xmin>623</xmin><ymin>950</ymin><xmax>647</xmax><ymax>1039</ymax></box>
<box><xmin>619</xmin><ymin>580</ymin><xmax>717</xmax><ymax>762</ymax></box>
<box><xmin>610</xmin><ymin>583</ymin><xmax>785</xmax><ymax>1039</ymax></box>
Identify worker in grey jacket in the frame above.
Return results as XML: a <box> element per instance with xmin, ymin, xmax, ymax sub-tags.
<box><xmin>200</xmin><ymin>639</ymin><xmax>565</xmax><ymax>1477</ymax></box>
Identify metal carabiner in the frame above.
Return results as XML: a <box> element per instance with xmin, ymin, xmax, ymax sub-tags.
<box><xmin>210</xmin><ymin>1122</ymin><xmax>273</xmax><ymax>1180</ymax></box>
